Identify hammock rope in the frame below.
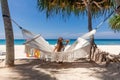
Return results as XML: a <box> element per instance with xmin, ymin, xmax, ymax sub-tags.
<box><xmin>2</xmin><ymin>14</ymin><xmax>23</xmax><ymax>30</ymax></box>
<box><xmin>95</xmin><ymin>11</ymin><xmax>114</xmax><ymax>30</ymax></box>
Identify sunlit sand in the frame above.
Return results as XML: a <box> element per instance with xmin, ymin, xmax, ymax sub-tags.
<box><xmin>0</xmin><ymin>45</ymin><xmax>120</xmax><ymax>80</ymax></box>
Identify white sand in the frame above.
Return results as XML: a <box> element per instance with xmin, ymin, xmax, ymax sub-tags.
<box><xmin>0</xmin><ymin>45</ymin><xmax>120</xmax><ymax>59</ymax></box>
<box><xmin>98</xmin><ymin>45</ymin><xmax>120</xmax><ymax>55</ymax></box>
<box><xmin>0</xmin><ymin>45</ymin><xmax>27</xmax><ymax>59</ymax></box>
<box><xmin>0</xmin><ymin>45</ymin><xmax>120</xmax><ymax>80</ymax></box>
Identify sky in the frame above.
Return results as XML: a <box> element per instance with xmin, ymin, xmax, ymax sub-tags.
<box><xmin>0</xmin><ymin>0</ymin><xmax>120</xmax><ymax>39</ymax></box>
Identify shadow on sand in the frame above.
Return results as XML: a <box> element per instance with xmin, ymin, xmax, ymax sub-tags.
<box><xmin>0</xmin><ymin>59</ymin><xmax>120</xmax><ymax>80</ymax></box>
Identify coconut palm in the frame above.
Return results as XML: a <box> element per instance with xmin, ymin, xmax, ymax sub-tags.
<box><xmin>108</xmin><ymin>0</ymin><xmax>120</xmax><ymax>31</ymax></box>
<box><xmin>37</xmin><ymin>0</ymin><xmax>115</xmax><ymax>60</ymax></box>
<box><xmin>37</xmin><ymin>0</ymin><xmax>115</xmax><ymax>18</ymax></box>
<box><xmin>1</xmin><ymin>0</ymin><xmax>14</xmax><ymax>67</ymax></box>
<box><xmin>109</xmin><ymin>14</ymin><xmax>120</xmax><ymax>31</ymax></box>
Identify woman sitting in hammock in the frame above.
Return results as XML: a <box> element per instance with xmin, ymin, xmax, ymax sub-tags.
<box><xmin>53</xmin><ymin>37</ymin><xmax>69</xmax><ymax>52</ymax></box>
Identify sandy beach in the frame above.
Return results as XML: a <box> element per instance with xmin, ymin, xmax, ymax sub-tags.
<box><xmin>0</xmin><ymin>45</ymin><xmax>26</xmax><ymax>59</ymax></box>
<box><xmin>0</xmin><ymin>45</ymin><xmax>120</xmax><ymax>80</ymax></box>
<box><xmin>0</xmin><ymin>45</ymin><xmax>120</xmax><ymax>59</ymax></box>
<box><xmin>98</xmin><ymin>45</ymin><xmax>120</xmax><ymax>55</ymax></box>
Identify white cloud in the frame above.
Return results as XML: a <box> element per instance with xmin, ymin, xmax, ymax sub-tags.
<box><xmin>0</xmin><ymin>32</ymin><xmax>23</xmax><ymax>39</ymax></box>
<box><xmin>95</xmin><ymin>31</ymin><xmax>120</xmax><ymax>39</ymax></box>
<box><xmin>42</xmin><ymin>32</ymin><xmax>84</xmax><ymax>39</ymax></box>
<box><xmin>42</xmin><ymin>31</ymin><xmax>120</xmax><ymax>39</ymax></box>
<box><xmin>1</xmin><ymin>30</ymin><xmax>120</xmax><ymax>39</ymax></box>
<box><xmin>0</xmin><ymin>33</ymin><xmax>5</xmax><ymax>39</ymax></box>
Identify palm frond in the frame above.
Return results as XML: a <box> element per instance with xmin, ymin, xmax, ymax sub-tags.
<box><xmin>109</xmin><ymin>14</ymin><xmax>120</xmax><ymax>31</ymax></box>
<box><xmin>37</xmin><ymin>0</ymin><xmax>115</xmax><ymax>19</ymax></box>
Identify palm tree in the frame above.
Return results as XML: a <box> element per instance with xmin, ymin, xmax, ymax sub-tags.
<box><xmin>1</xmin><ymin>0</ymin><xmax>14</xmax><ymax>67</ymax></box>
<box><xmin>84</xmin><ymin>0</ymin><xmax>115</xmax><ymax>58</ymax></box>
<box><xmin>37</xmin><ymin>0</ymin><xmax>115</xmax><ymax>59</ymax></box>
<box><xmin>109</xmin><ymin>14</ymin><xmax>120</xmax><ymax>32</ymax></box>
<box><xmin>37</xmin><ymin>0</ymin><xmax>115</xmax><ymax>18</ymax></box>
<box><xmin>108</xmin><ymin>0</ymin><xmax>120</xmax><ymax>31</ymax></box>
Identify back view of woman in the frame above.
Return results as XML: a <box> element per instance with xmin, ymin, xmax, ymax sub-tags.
<box><xmin>53</xmin><ymin>37</ymin><xmax>64</xmax><ymax>52</ymax></box>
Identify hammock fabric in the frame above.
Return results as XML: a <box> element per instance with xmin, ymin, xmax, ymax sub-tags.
<box><xmin>22</xmin><ymin>28</ymin><xmax>96</xmax><ymax>62</ymax></box>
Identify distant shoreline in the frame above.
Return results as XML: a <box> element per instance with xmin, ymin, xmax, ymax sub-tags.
<box><xmin>0</xmin><ymin>39</ymin><xmax>120</xmax><ymax>45</ymax></box>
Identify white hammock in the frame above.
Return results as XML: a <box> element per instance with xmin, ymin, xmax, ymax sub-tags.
<box><xmin>23</xmin><ymin>29</ymin><xmax>96</xmax><ymax>62</ymax></box>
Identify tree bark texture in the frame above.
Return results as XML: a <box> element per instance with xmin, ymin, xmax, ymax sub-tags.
<box><xmin>1</xmin><ymin>0</ymin><xmax>14</xmax><ymax>67</ymax></box>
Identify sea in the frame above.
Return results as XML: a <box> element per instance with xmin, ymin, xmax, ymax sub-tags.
<box><xmin>0</xmin><ymin>39</ymin><xmax>120</xmax><ymax>45</ymax></box>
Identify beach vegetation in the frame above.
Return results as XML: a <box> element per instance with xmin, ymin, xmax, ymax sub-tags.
<box><xmin>37</xmin><ymin>0</ymin><xmax>115</xmax><ymax>18</ymax></box>
<box><xmin>109</xmin><ymin>14</ymin><xmax>120</xmax><ymax>32</ymax></box>
<box><xmin>108</xmin><ymin>0</ymin><xmax>120</xmax><ymax>32</ymax></box>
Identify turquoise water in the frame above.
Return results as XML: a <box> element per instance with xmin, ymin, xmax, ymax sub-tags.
<box><xmin>0</xmin><ymin>39</ymin><xmax>120</xmax><ymax>45</ymax></box>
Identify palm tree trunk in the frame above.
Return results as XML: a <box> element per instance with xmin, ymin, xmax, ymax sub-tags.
<box><xmin>87</xmin><ymin>0</ymin><xmax>95</xmax><ymax>60</ymax></box>
<box><xmin>87</xmin><ymin>1</ymin><xmax>92</xmax><ymax>31</ymax></box>
<box><xmin>1</xmin><ymin>0</ymin><xmax>14</xmax><ymax>67</ymax></box>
